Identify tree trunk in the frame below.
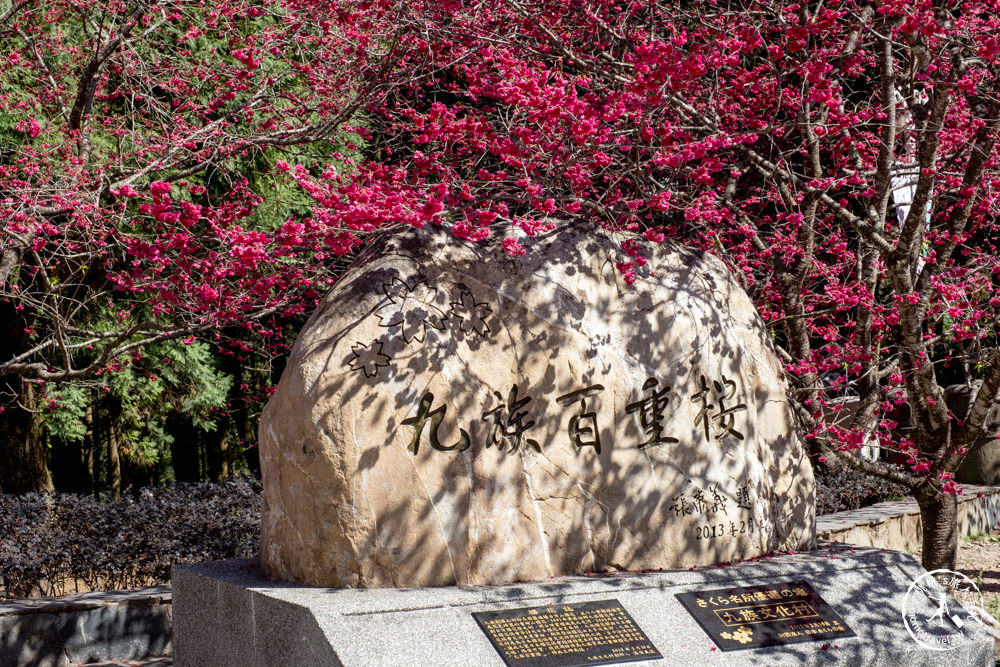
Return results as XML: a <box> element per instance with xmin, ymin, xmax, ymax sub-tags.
<box><xmin>108</xmin><ymin>415</ymin><xmax>122</xmax><ymax>500</ymax></box>
<box><xmin>221</xmin><ymin>435</ymin><xmax>229</xmax><ymax>480</ymax></box>
<box><xmin>0</xmin><ymin>381</ymin><xmax>54</xmax><ymax>494</ymax></box>
<box><xmin>219</xmin><ymin>431</ymin><xmax>230</xmax><ymax>481</ymax></box>
<box><xmin>83</xmin><ymin>403</ymin><xmax>95</xmax><ymax>495</ymax></box>
<box><xmin>915</xmin><ymin>485</ymin><xmax>958</xmax><ymax>571</ymax></box>
<box><xmin>206</xmin><ymin>428</ymin><xmax>230</xmax><ymax>482</ymax></box>
<box><xmin>238</xmin><ymin>380</ymin><xmax>260</xmax><ymax>477</ymax></box>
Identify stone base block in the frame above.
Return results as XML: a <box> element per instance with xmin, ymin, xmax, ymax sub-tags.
<box><xmin>173</xmin><ymin>545</ymin><xmax>995</xmax><ymax>666</ymax></box>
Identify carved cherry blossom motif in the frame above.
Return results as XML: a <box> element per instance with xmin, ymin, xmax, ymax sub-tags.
<box><xmin>347</xmin><ymin>340</ymin><xmax>391</xmax><ymax>377</ymax></box>
<box><xmin>376</xmin><ymin>279</ymin><xmax>447</xmax><ymax>343</ymax></box>
<box><xmin>720</xmin><ymin>626</ymin><xmax>754</xmax><ymax>644</ymax></box>
<box><xmin>448</xmin><ymin>290</ymin><xmax>493</xmax><ymax>338</ymax></box>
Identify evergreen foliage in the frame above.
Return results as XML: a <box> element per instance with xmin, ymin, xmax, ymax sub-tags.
<box><xmin>0</xmin><ymin>478</ymin><xmax>261</xmax><ymax>599</ymax></box>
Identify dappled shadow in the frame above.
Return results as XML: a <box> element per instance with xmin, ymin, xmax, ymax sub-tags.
<box><xmin>258</xmin><ymin>222</ymin><xmax>814</xmax><ymax>590</ymax></box>
<box><xmin>180</xmin><ymin>546</ymin><xmax>995</xmax><ymax>664</ymax></box>
<box><xmin>0</xmin><ymin>591</ymin><xmax>171</xmax><ymax>666</ymax></box>
<box><xmin>959</xmin><ymin>568</ymin><xmax>1000</xmax><ymax>594</ymax></box>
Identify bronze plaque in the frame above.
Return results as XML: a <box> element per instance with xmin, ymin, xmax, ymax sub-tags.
<box><xmin>472</xmin><ymin>599</ymin><xmax>662</xmax><ymax>667</ymax></box>
<box><xmin>675</xmin><ymin>580</ymin><xmax>856</xmax><ymax>651</ymax></box>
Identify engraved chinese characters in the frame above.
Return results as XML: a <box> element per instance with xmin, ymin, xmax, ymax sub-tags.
<box><xmin>556</xmin><ymin>384</ymin><xmax>604</xmax><ymax>453</ymax></box>
<box><xmin>625</xmin><ymin>378</ymin><xmax>677</xmax><ymax>450</ymax></box>
<box><xmin>482</xmin><ymin>384</ymin><xmax>541</xmax><ymax>454</ymax></box>
<box><xmin>399</xmin><ymin>373</ymin><xmax>748</xmax><ymax>458</ymax></box>
<box><xmin>259</xmin><ymin>223</ymin><xmax>815</xmax><ymax>589</ymax></box>
<box><xmin>401</xmin><ymin>393</ymin><xmax>470</xmax><ymax>454</ymax></box>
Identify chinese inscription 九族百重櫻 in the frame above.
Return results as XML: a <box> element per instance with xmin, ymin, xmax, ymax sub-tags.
<box><xmin>399</xmin><ymin>370</ymin><xmax>752</xmax><ymax>459</ymax></box>
<box><xmin>395</xmin><ymin>372</ymin><xmax>762</xmax><ymax>541</ymax></box>
<box><xmin>350</xmin><ymin>280</ymin><xmax>752</xmax><ymax>453</ymax></box>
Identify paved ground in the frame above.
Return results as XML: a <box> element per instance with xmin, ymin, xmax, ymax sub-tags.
<box><xmin>82</xmin><ymin>659</ymin><xmax>173</xmax><ymax>666</ymax></box>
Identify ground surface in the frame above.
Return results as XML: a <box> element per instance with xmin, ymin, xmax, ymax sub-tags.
<box><xmin>83</xmin><ymin>660</ymin><xmax>173</xmax><ymax>666</ymax></box>
<box><xmin>957</xmin><ymin>522</ymin><xmax>1000</xmax><ymax>663</ymax></box>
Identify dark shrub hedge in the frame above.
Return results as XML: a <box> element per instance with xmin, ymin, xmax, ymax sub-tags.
<box><xmin>815</xmin><ymin>464</ymin><xmax>911</xmax><ymax>515</ymax></box>
<box><xmin>0</xmin><ymin>478</ymin><xmax>261</xmax><ymax>599</ymax></box>
<box><xmin>0</xmin><ymin>470</ymin><xmax>916</xmax><ymax>598</ymax></box>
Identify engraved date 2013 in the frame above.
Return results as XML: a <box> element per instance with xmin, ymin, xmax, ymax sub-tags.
<box><xmin>695</xmin><ymin>518</ymin><xmax>755</xmax><ymax>539</ymax></box>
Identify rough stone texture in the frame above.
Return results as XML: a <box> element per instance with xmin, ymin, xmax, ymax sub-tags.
<box><xmin>260</xmin><ymin>224</ymin><xmax>815</xmax><ymax>588</ymax></box>
<box><xmin>173</xmin><ymin>547</ymin><xmax>996</xmax><ymax>667</ymax></box>
<box><xmin>817</xmin><ymin>484</ymin><xmax>1000</xmax><ymax>552</ymax></box>
<box><xmin>0</xmin><ymin>585</ymin><xmax>172</xmax><ymax>667</ymax></box>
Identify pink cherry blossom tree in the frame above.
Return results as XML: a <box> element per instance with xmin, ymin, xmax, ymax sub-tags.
<box><xmin>6</xmin><ymin>0</ymin><xmax>1000</xmax><ymax>573</ymax></box>
<box><xmin>0</xmin><ymin>0</ymin><xmax>418</xmax><ymax>492</ymax></box>
<box><xmin>294</xmin><ymin>0</ymin><xmax>1000</xmax><ymax>571</ymax></box>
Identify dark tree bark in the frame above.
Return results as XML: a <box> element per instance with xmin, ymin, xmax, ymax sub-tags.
<box><xmin>206</xmin><ymin>429</ymin><xmax>229</xmax><ymax>482</ymax></box>
<box><xmin>0</xmin><ymin>295</ymin><xmax>53</xmax><ymax>494</ymax></box>
<box><xmin>108</xmin><ymin>412</ymin><xmax>122</xmax><ymax>500</ymax></box>
<box><xmin>84</xmin><ymin>403</ymin><xmax>95</xmax><ymax>495</ymax></box>
<box><xmin>915</xmin><ymin>484</ymin><xmax>958</xmax><ymax>571</ymax></box>
<box><xmin>208</xmin><ymin>344</ymin><xmax>248</xmax><ymax>482</ymax></box>
<box><xmin>0</xmin><ymin>380</ymin><xmax>54</xmax><ymax>494</ymax></box>
<box><xmin>239</xmin><ymin>373</ymin><xmax>261</xmax><ymax>478</ymax></box>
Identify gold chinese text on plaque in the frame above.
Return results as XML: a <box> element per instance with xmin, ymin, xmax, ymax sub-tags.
<box><xmin>675</xmin><ymin>580</ymin><xmax>856</xmax><ymax>651</ymax></box>
<box><xmin>472</xmin><ymin>599</ymin><xmax>661</xmax><ymax>667</ymax></box>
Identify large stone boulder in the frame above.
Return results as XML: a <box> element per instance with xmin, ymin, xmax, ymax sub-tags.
<box><xmin>259</xmin><ymin>223</ymin><xmax>815</xmax><ymax>588</ymax></box>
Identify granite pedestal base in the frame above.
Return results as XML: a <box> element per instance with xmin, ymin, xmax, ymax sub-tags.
<box><xmin>173</xmin><ymin>544</ymin><xmax>995</xmax><ymax>666</ymax></box>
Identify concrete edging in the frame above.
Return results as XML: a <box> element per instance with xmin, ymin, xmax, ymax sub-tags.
<box><xmin>0</xmin><ymin>584</ymin><xmax>172</xmax><ymax>667</ymax></box>
<box><xmin>817</xmin><ymin>484</ymin><xmax>1000</xmax><ymax>552</ymax></box>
